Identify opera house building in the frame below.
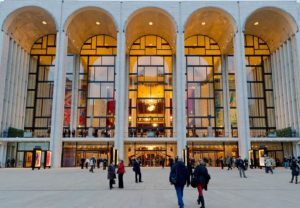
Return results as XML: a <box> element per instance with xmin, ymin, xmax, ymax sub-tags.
<box><xmin>0</xmin><ymin>0</ymin><xmax>300</xmax><ymax>168</ymax></box>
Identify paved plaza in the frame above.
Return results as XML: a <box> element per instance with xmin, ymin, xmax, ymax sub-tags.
<box><xmin>0</xmin><ymin>167</ymin><xmax>299</xmax><ymax>208</ymax></box>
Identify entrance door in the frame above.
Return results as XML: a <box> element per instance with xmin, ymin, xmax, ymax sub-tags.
<box><xmin>193</xmin><ymin>151</ymin><xmax>224</xmax><ymax>167</ymax></box>
<box><xmin>134</xmin><ymin>150</ymin><xmax>167</xmax><ymax>167</ymax></box>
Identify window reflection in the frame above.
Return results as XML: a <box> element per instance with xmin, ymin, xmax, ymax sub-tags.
<box><xmin>77</xmin><ymin>35</ymin><xmax>116</xmax><ymax>137</ymax></box>
<box><xmin>185</xmin><ymin>35</ymin><xmax>224</xmax><ymax>137</ymax></box>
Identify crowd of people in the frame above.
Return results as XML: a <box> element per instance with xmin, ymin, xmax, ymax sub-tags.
<box><xmin>77</xmin><ymin>154</ymin><xmax>300</xmax><ymax>208</ymax></box>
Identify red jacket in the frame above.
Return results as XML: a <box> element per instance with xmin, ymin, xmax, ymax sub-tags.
<box><xmin>117</xmin><ymin>162</ymin><xmax>125</xmax><ymax>174</ymax></box>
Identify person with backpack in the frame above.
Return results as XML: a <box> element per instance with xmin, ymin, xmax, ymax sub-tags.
<box><xmin>290</xmin><ymin>157</ymin><xmax>299</xmax><ymax>184</ymax></box>
<box><xmin>193</xmin><ymin>159</ymin><xmax>210</xmax><ymax>208</ymax></box>
<box><xmin>169</xmin><ymin>157</ymin><xmax>188</xmax><ymax>208</ymax></box>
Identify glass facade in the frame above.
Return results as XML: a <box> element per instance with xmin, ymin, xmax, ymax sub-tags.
<box><xmin>124</xmin><ymin>142</ymin><xmax>177</xmax><ymax>167</ymax></box>
<box><xmin>77</xmin><ymin>35</ymin><xmax>117</xmax><ymax>137</ymax></box>
<box><xmin>245</xmin><ymin>35</ymin><xmax>276</xmax><ymax>137</ymax></box>
<box><xmin>62</xmin><ymin>142</ymin><xmax>112</xmax><ymax>167</ymax></box>
<box><xmin>185</xmin><ymin>35</ymin><xmax>224</xmax><ymax>137</ymax></box>
<box><xmin>25</xmin><ymin>34</ymin><xmax>56</xmax><ymax>137</ymax></box>
<box><xmin>128</xmin><ymin>35</ymin><xmax>173</xmax><ymax>138</ymax></box>
<box><xmin>64</xmin><ymin>56</ymin><xmax>74</xmax><ymax>128</ymax></box>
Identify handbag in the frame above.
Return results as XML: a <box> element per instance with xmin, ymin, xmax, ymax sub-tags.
<box><xmin>112</xmin><ymin>179</ymin><xmax>116</xmax><ymax>184</ymax></box>
<box><xmin>191</xmin><ymin>177</ymin><xmax>198</xmax><ymax>188</ymax></box>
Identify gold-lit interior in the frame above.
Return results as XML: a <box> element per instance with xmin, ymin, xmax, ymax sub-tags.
<box><xmin>128</xmin><ymin>35</ymin><xmax>173</xmax><ymax>137</ymax></box>
<box><xmin>25</xmin><ymin>34</ymin><xmax>56</xmax><ymax>137</ymax></box>
<box><xmin>185</xmin><ymin>35</ymin><xmax>225</xmax><ymax>137</ymax></box>
<box><xmin>77</xmin><ymin>35</ymin><xmax>117</xmax><ymax>131</ymax></box>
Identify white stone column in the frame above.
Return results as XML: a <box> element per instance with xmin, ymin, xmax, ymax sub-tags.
<box><xmin>70</xmin><ymin>55</ymin><xmax>80</xmax><ymax>132</ymax></box>
<box><xmin>233</xmin><ymin>30</ymin><xmax>250</xmax><ymax>159</ymax></box>
<box><xmin>0</xmin><ymin>142</ymin><xmax>7</xmax><ymax>167</ymax></box>
<box><xmin>50</xmin><ymin>31</ymin><xmax>68</xmax><ymax>168</ymax></box>
<box><xmin>2</xmin><ymin>38</ymin><xmax>14</xmax><ymax>133</ymax></box>
<box><xmin>222</xmin><ymin>55</ymin><xmax>231</xmax><ymax>137</ymax></box>
<box><xmin>291</xmin><ymin>33</ymin><xmax>300</xmax><ymax>135</ymax></box>
<box><xmin>115</xmin><ymin>30</ymin><xmax>126</xmax><ymax>160</ymax></box>
<box><xmin>176</xmin><ymin>29</ymin><xmax>186</xmax><ymax>158</ymax></box>
<box><xmin>0</xmin><ymin>32</ymin><xmax>10</xmax><ymax>134</ymax></box>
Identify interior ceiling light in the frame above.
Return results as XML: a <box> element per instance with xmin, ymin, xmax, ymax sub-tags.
<box><xmin>42</xmin><ymin>21</ymin><xmax>47</xmax><ymax>25</ymax></box>
<box><xmin>147</xmin><ymin>104</ymin><xmax>156</xmax><ymax>112</ymax></box>
<box><xmin>254</xmin><ymin>21</ymin><xmax>259</xmax><ymax>26</ymax></box>
<box><xmin>149</xmin><ymin>21</ymin><xmax>153</xmax><ymax>26</ymax></box>
<box><xmin>96</xmin><ymin>21</ymin><xmax>101</xmax><ymax>25</ymax></box>
<box><xmin>201</xmin><ymin>21</ymin><xmax>206</xmax><ymax>26</ymax></box>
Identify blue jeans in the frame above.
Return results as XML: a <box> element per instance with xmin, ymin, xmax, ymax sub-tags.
<box><xmin>284</xmin><ymin>162</ymin><xmax>289</xmax><ymax>169</ymax></box>
<box><xmin>175</xmin><ymin>185</ymin><xmax>184</xmax><ymax>208</ymax></box>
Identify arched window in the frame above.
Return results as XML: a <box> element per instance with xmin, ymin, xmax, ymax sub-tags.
<box><xmin>78</xmin><ymin>35</ymin><xmax>117</xmax><ymax>137</ymax></box>
<box><xmin>245</xmin><ymin>34</ymin><xmax>275</xmax><ymax>137</ymax></box>
<box><xmin>185</xmin><ymin>35</ymin><xmax>224</xmax><ymax>137</ymax></box>
<box><xmin>128</xmin><ymin>35</ymin><xmax>173</xmax><ymax>138</ymax></box>
<box><xmin>25</xmin><ymin>34</ymin><xmax>56</xmax><ymax>137</ymax></box>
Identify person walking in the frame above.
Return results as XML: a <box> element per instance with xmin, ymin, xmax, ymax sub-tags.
<box><xmin>187</xmin><ymin>159</ymin><xmax>193</xmax><ymax>187</ymax></box>
<box><xmin>85</xmin><ymin>158</ymin><xmax>90</xmax><ymax>169</ymax></box>
<box><xmin>290</xmin><ymin>157</ymin><xmax>299</xmax><ymax>184</ymax></box>
<box><xmin>283</xmin><ymin>157</ymin><xmax>289</xmax><ymax>169</ymax></box>
<box><xmin>133</xmin><ymin>158</ymin><xmax>143</xmax><ymax>183</ymax></box>
<box><xmin>194</xmin><ymin>159</ymin><xmax>210</xmax><ymax>208</ymax></box>
<box><xmin>264</xmin><ymin>156</ymin><xmax>273</xmax><ymax>174</ymax></box>
<box><xmin>226</xmin><ymin>156</ymin><xmax>232</xmax><ymax>170</ymax></box>
<box><xmin>97</xmin><ymin>158</ymin><xmax>101</xmax><ymax>169</ymax></box>
<box><xmin>236</xmin><ymin>156</ymin><xmax>247</xmax><ymax>178</ymax></box>
<box><xmin>103</xmin><ymin>158</ymin><xmax>108</xmax><ymax>170</ymax></box>
<box><xmin>107</xmin><ymin>161</ymin><xmax>116</xmax><ymax>189</ymax></box>
<box><xmin>117</xmin><ymin>160</ymin><xmax>125</xmax><ymax>188</ymax></box>
<box><xmin>220</xmin><ymin>157</ymin><xmax>224</xmax><ymax>170</ymax></box>
<box><xmin>80</xmin><ymin>158</ymin><xmax>85</xmax><ymax>169</ymax></box>
<box><xmin>169</xmin><ymin>158</ymin><xmax>188</xmax><ymax>208</ymax></box>
<box><xmin>89</xmin><ymin>158</ymin><xmax>95</xmax><ymax>173</ymax></box>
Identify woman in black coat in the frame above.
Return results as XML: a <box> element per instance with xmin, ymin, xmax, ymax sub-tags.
<box><xmin>194</xmin><ymin>160</ymin><xmax>210</xmax><ymax>208</ymax></box>
<box><xmin>107</xmin><ymin>162</ymin><xmax>116</xmax><ymax>189</ymax></box>
<box><xmin>290</xmin><ymin>158</ymin><xmax>299</xmax><ymax>184</ymax></box>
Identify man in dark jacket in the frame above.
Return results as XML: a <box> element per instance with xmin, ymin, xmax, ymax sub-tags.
<box><xmin>236</xmin><ymin>156</ymin><xmax>247</xmax><ymax>178</ymax></box>
<box><xmin>290</xmin><ymin>157</ymin><xmax>299</xmax><ymax>184</ymax></box>
<box><xmin>169</xmin><ymin>158</ymin><xmax>188</xmax><ymax>208</ymax></box>
<box><xmin>133</xmin><ymin>158</ymin><xmax>142</xmax><ymax>183</ymax></box>
<box><xmin>194</xmin><ymin>160</ymin><xmax>210</xmax><ymax>208</ymax></box>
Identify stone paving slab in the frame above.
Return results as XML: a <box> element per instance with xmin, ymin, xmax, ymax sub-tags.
<box><xmin>0</xmin><ymin>167</ymin><xmax>299</xmax><ymax>208</ymax></box>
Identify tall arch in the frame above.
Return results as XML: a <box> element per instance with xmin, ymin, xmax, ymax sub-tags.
<box><xmin>244</xmin><ymin>7</ymin><xmax>298</xmax><ymax>52</ymax></box>
<box><xmin>125</xmin><ymin>7</ymin><xmax>177</xmax><ymax>53</ymax></box>
<box><xmin>2</xmin><ymin>6</ymin><xmax>57</xmax><ymax>51</ymax></box>
<box><xmin>64</xmin><ymin>7</ymin><xmax>118</xmax><ymax>54</ymax></box>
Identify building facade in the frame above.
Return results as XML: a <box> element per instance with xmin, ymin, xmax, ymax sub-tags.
<box><xmin>0</xmin><ymin>0</ymin><xmax>300</xmax><ymax>168</ymax></box>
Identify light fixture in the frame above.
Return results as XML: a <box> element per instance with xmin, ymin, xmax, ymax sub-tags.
<box><xmin>42</xmin><ymin>21</ymin><xmax>47</xmax><ymax>25</ymax></box>
<box><xmin>201</xmin><ymin>21</ymin><xmax>206</xmax><ymax>26</ymax></box>
<box><xmin>147</xmin><ymin>104</ymin><xmax>156</xmax><ymax>112</ymax></box>
<box><xmin>152</xmin><ymin>123</ymin><xmax>158</xmax><ymax>127</ymax></box>
<box><xmin>254</xmin><ymin>21</ymin><xmax>259</xmax><ymax>26</ymax></box>
<box><xmin>148</xmin><ymin>21</ymin><xmax>153</xmax><ymax>26</ymax></box>
<box><xmin>96</xmin><ymin>21</ymin><xmax>101</xmax><ymax>25</ymax></box>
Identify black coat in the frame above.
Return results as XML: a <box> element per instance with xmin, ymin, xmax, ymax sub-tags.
<box><xmin>107</xmin><ymin>164</ymin><xmax>116</xmax><ymax>180</ymax></box>
<box><xmin>133</xmin><ymin>160</ymin><xmax>141</xmax><ymax>173</ymax></box>
<box><xmin>290</xmin><ymin>160</ymin><xmax>300</xmax><ymax>176</ymax></box>
<box><xmin>194</xmin><ymin>164</ymin><xmax>210</xmax><ymax>186</ymax></box>
<box><xmin>169</xmin><ymin>161</ymin><xmax>188</xmax><ymax>187</ymax></box>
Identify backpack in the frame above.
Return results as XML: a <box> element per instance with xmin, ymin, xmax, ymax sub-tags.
<box><xmin>170</xmin><ymin>166</ymin><xmax>177</xmax><ymax>184</ymax></box>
